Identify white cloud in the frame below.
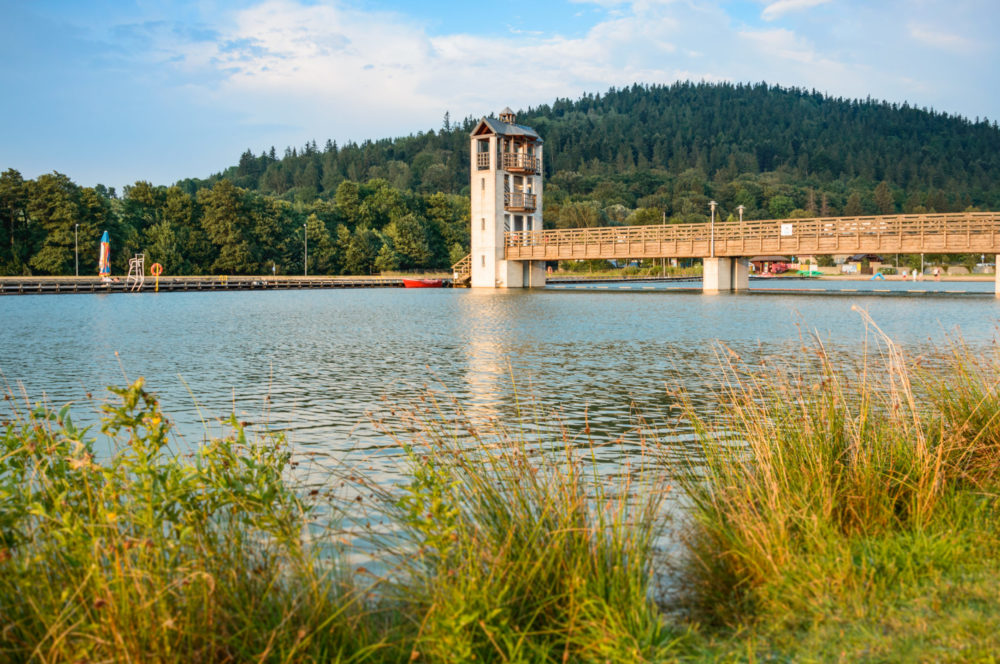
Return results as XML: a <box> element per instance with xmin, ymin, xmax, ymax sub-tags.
<box><xmin>908</xmin><ymin>23</ymin><xmax>981</xmax><ymax>54</ymax></box>
<box><xmin>761</xmin><ymin>0</ymin><xmax>831</xmax><ymax>21</ymax></box>
<box><xmin>142</xmin><ymin>0</ymin><xmax>997</xmax><ymax>151</ymax></box>
<box><xmin>158</xmin><ymin>0</ymin><xmax>702</xmax><ymax>136</ymax></box>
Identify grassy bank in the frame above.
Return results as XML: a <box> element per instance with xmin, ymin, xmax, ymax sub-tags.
<box><xmin>2</xmin><ymin>322</ymin><xmax>999</xmax><ymax>661</ymax></box>
<box><xmin>553</xmin><ymin>263</ymin><xmax>702</xmax><ymax>279</ymax></box>
<box><xmin>672</xmin><ymin>313</ymin><xmax>1000</xmax><ymax>660</ymax></box>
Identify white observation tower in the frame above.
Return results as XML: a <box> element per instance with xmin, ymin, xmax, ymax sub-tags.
<box><xmin>469</xmin><ymin>107</ymin><xmax>545</xmax><ymax>288</ymax></box>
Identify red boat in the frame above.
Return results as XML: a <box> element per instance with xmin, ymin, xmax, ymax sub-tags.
<box><xmin>402</xmin><ymin>278</ymin><xmax>444</xmax><ymax>288</ymax></box>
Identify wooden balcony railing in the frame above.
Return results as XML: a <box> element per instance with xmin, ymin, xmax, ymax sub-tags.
<box><xmin>502</xmin><ymin>153</ymin><xmax>540</xmax><ymax>174</ymax></box>
<box><xmin>504</xmin><ymin>192</ymin><xmax>537</xmax><ymax>211</ymax></box>
<box><xmin>476</xmin><ymin>153</ymin><xmax>491</xmax><ymax>170</ymax></box>
<box><xmin>503</xmin><ymin>212</ymin><xmax>1000</xmax><ymax>260</ymax></box>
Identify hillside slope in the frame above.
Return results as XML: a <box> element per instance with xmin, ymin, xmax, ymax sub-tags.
<box><xmin>189</xmin><ymin>81</ymin><xmax>1000</xmax><ymax>219</ymax></box>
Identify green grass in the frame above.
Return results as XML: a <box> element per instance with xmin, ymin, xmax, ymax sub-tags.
<box><xmin>552</xmin><ymin>264</ymin><xmax>702</xmax><ymax>279</ymax></box>
<box><xmin>363</xmin><ymin>392</ymin><xmax>680</xmax><ymax>662</ymax></box>
<box><xmin>670</xmin><ymin>311</ymin><xmax>1000</xmax><ymax>659</ymax></box>
<box><xmin>2</xmin><ymin>317</ymin><xmax>1000</xmax><ymax>661</ymax></box>
<box><xmin>0</xmin><ymin>381</ymin><xmax>379</xmax><ymax>662</ymax></box>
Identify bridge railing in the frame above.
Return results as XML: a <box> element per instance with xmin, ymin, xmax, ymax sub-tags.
<box><xmin>505</xmin><ymin>212</ymin><xmax>1000</xmax><ymax>253</ymax></box>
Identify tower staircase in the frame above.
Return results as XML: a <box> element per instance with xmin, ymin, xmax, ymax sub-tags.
<box><xmin>451</xmin><ymin>254</ymin><xmax>471</xmax><ymax>287</ymax></box>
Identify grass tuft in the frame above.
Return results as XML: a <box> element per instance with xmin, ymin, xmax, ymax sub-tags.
<box><xmin>672</xmin><ymin>311</ymin><xmax>1000</xmax><ymax>642</ymax></box>
<box><xmin>364</xmin><ymin>390</ymin><xmax>682</xmax><ymax>663</ymax></box>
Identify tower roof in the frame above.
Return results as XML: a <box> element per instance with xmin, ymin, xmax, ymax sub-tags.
<box><xmin>470</xmin><ymin>116</ymin><xmax>542</xmax><ymax>142</ymax></box>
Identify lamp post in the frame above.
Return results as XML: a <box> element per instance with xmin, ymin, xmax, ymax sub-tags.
<box><xmin>709</xmin><ymin>200</ymin><xmax>717</xmax><ymax>257</ymax></box>
<box><xmin>303</xmin><ymin>223</ymin><xmax>308</xmax><ymax>276</ymax></box>
<box><xmin>736</xmin><ymin>205</ymin><xmax>744</xmax><ymax>223</ymax></box>
<box><xmin>74</xmin><ymin>224</ymin><xmax>79</xmax><ymax>276</ymax></box>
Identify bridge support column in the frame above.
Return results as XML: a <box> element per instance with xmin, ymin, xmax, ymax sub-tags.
<box><xmin>703</xmin><ymin>257</ymin><xmax>749</xmax><ymax>294</ymax></box>
<box><xmin>527</xmin><ymin>260</ymin><xmax>547</xmax><ymax>288</ymax></box>
<box><xmin>512</xmin><ymin>260</ymin><xmax>546</xmax><ymax>288</ymax></box>
<box><xmin>732</xmin><ymin>257</ymin><xmax>749</xmax><ymax>292</ymax></box>
<box><xmin>995</xmin><ymin>255</ymin><xmax>1000</xmax><ymax>298</ymax></box>
<box><xmin>702</xmin><ymin>258</ymin><xmax>730</xmax><ymax>293</ymax></box>
<box><xmin>498</xmin><ymin>260</ymin><xmax>546</xmax><ymax>288</ymax></box>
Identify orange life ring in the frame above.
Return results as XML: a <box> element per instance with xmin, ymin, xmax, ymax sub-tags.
<box><xmin>150</xmin><ymin>263</ymin><xmax>164</xmax><ymax>276</ymax></box>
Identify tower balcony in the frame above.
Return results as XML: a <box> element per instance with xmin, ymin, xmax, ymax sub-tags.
<box><xmin>504</xmin><ymin>192</ymin><xmax>536</xmax><ymax>211</ymax></box>
<box><xmin>476</xmin><ymin>153</ymin><xmax>491</xmax><ymax>170</ymax></box>
<box><xmin>502</xmin><ymin>153</ymin><xmax>540</xmax><ymax>174</ymax></box>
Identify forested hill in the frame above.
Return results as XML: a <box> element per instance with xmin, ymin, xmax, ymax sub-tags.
<box><xmin>4</xmin><ymin>82</ymin><xmax>1000</xmax><ymax>277</ymax></box>
<box><xmin>193</xmin><ymin>82</ymin><xmax>1000</xmax><ymax>213</ymax></box>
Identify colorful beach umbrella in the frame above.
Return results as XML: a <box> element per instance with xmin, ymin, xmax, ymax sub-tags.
<box><xmin>98</xmin><ymin>230</ymin><xmax>110</xmax><ymax>279</ymax></box>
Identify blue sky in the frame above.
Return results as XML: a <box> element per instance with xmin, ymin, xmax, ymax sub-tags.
<box><xmin>1</xmin><ymin>0</ymin><xmax>997</xmax><ymax>189</ymax></box>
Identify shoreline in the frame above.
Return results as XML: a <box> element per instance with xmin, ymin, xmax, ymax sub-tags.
<box><xmin>803</xmin><ymin>273</ymin><xmax>995</xmax><ymax>282</ymax></box>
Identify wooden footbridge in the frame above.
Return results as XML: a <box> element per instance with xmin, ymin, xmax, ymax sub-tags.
<box><xmin>504</xmin><ymin>212</ymin><xmax>1000</xmax><ymax>261</ymax></box>
<box><xmin>471</xmin><ymin>211</ymin><xmax>1000</xmax><ymax>294</ymax></box>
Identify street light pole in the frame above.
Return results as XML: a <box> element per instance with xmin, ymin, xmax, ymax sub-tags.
<box><xmin>736</xmin><ymin>205</ymin><xmax>744</xmax><ymax>223</ymax></box>
<box><xmin>74</xmin><ymin>224</ymin><xmax>79</xmax><ymax>276</ymax></box>
<box><xmin>709</xmin><ymin>200</ymin><xmax>717</xmax><ymax>258</ymax></box>
<box><xmin>303</xmin><ymin>223</ymin><xmax>308</xmax><ymax>276</ymax></box>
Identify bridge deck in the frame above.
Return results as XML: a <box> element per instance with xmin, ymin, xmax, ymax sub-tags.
<box><xmin>505</xmin><ymin>212</ymin><xmax>1000</xmax><ymax>261</ymax></box>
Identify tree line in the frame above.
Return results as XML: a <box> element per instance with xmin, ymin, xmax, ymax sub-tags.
<box><xmin>3</xmin><ymin>81</ymin><xmax>1000</xmax><ymax>275</ymax></box>
<box><xmin>0</xmin><ymin>173</ymin><xmax>468</xmax><ymax>276</ymax></box>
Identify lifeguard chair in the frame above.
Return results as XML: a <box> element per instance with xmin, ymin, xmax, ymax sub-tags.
<box><xmin>126</xmin><ymin>254</ymin><xmax>145</xmax><ymax>292</ymax></box>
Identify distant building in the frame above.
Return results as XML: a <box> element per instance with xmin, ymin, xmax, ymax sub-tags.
<box><xmin>748</xmin><ymin>255</ymin><xmax>791</xmax><ymax>273</ymax></box>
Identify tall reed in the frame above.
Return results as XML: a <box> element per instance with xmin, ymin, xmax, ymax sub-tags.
<box><xmin>362</xmin><ymin>391</ymin><xmax>681</xmax><ymax>663</ymax></box>
<box><xmin>673</xmin><ymin>311</ymin><xmax>1000</xmax><ymax>627</ymax></box>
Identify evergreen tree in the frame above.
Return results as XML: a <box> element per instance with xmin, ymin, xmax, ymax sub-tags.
<box><xmin>874</xmin><ymin>181</ymin><xmax>895</xmax><ymax>214</ymax></box>
<box><xmin>374</xmin><ymin>242</ymin><xmax>399</xmax><ymax>273</ymax></box>
<box><xmin>844</xmin><ymin>192</ymin><xmax>864</xmax><ymax>216</ymax></box>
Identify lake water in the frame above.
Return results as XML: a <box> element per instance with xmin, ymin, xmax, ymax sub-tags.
<box><xmin>2</xmin><ymin>282</ymin><xmax>999</xmax><ymax>484</ymax></box>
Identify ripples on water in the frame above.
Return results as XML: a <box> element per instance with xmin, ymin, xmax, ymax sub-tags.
<box><xmin>1</xmin><ymin>286</ymin><xmax>998</xmax><ymax>486</ymax></box>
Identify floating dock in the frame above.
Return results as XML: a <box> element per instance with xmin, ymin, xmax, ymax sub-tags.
<box><xmin>0</xmin><ymin>275</ymin><xmax>452</xmax><ymax>296</ymax></box>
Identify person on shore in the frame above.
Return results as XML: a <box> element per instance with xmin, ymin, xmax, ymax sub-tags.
<box><xmin>933</xmin><ymin>266</ymin><xmax>941</xmax><ymax>281</ymax></box>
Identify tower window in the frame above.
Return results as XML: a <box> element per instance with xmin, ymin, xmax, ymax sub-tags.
<box><xmin>481</xmin><ymin>218</ymin><xmax>485</xmax><ymax>231</ymax></box>
<box><xmin>481</xmin><ymin>178</ymin><xmax>485</xmax><ymax>190</ymax></box>
<box><xmin>481</xmin><ymin>255</ymin><xmax>486</xmax><ymax>267</ymax></box>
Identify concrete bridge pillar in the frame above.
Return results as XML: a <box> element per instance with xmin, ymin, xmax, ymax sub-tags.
<box><xmin>995</xmin><ymin>255</ymin><xmax>1000</xmax><ymax>298</ymax></box>
<box><xmin>732</xmin><ymin>258</ymin><xmax>749</xmax><ymax>292</ymax></box>
<box><xmin>703</xmin><ymin>257</ymin><xmax>749</xmax><ymax>294</ymax></box>
<box><xmin>503</xmin><ymin>260</ymin><xmax>546</xmax><ymax>288</ymax></box>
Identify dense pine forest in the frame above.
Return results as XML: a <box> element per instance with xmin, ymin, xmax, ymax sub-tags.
<box><xmin>3</xmin><ymin>82</ymin><xmax>999</xmax><ymax>276</ymax></box>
